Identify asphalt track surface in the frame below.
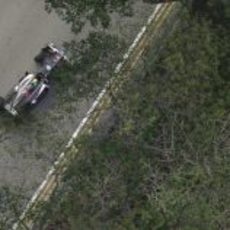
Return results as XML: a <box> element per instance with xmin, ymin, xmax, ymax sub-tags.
<box><xmin>0</xmin><ymin>0</ymin><xmax>74</xmax><ymax>202</ymax></box>
<box><xmin>0</xmin><ymin>0</ymin><xmax>74</xmax><ymax>97</ymax></box>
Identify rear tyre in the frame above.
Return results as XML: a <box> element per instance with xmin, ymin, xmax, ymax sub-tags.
<box><xmin>0</xmin><ymin>97</ymin><xmax>5</xmax><ymax>111</ymax></box>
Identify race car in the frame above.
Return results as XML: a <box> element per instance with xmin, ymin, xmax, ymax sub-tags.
<box><xmin>2</xmin><ymin>72</ymin><xmax>49</xmax><ymax>116</ymax></box>
<box><xmin>34</xmin><ymin>42</ymin><xmax>67</xmax><ymax>76</ymax></box>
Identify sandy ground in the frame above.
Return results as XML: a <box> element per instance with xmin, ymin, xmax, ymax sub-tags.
<box><xmin>0</xmin><ymin>0</ymin><xmax>156</xmax><ymax>226</ymax></box>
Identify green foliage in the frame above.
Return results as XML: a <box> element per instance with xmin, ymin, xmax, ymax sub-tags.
<box><xmin>51</xmin><ymin>32</ymin><xmax>125</xmax><ymax>102</ymax></box>
<box><xmin>191</xmin><ymin>0</ymin><xmax>230</xmax><ymax>26</ymax></box>
<box><xmin>40</xmin><ymin>2</ymin><xmax>230</xmax><ymax>229</ymax></box>
<box><xmin>0</xmin><ymin>186</ymin><xmax>27</xmax><ymax>229</ymax></box>
<box><xmin>45</xmin><ymin>0</ymin><xmax>133</xmax><ymax>33</ymax></box>
<box><xmin>66</xmin><ymin>32</ymin><xmax>124</xmax><ymax>74</ymax></box>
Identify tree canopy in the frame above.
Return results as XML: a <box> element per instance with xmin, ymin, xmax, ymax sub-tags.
<box><xmin>45</xmin><ymin>0</ymin><xmax>133</xmax><ymax>32</ymax></box>
<box><xmin>38</xmin><ymin>1</ymin><xmax>230</xmax><ymax>229</ymax></box>
<box><xmin>44</xmin><ymin>0</ymin><xmax>174</xmax><ymax>33</ymax></box>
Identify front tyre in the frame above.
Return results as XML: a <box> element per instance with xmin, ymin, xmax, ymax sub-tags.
<box><xmin>0</xmin><ymin>97</ymin><xmax>5</xmax><ymax>110</ymax></box>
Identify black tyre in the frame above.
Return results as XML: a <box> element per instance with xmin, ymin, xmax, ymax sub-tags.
<box><xmin>0</xmin><ymin>97</ymin><xmax>5</xmax><ymax>110</ymax></box>
<box><xmin>34</xmin><ymin>52</ymin><xmax>45</xmax><ymax>63</ymax></box>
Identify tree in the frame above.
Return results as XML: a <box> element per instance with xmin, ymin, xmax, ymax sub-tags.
<box><xmin>37</xmin><ymin>3</ymin><xmax>230</xmax><ymax>229</ymax></box>
<box><xmin>45</xmin><ymin>0</ymin><xmax>173</xmax><ymax>33</ymax></box>
<box><xmin>45</xmin><ymin>0</ymin><xmax>133</xmax><ymax>33</ymax></box>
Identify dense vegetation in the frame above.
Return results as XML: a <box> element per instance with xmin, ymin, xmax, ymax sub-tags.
<box><xmin>38</xmin><ymin>1</ymin><xmax>230</xmax><ymax>229</ymax></box>
<box><xmin>45</xmin><ymin>0</ymin><xmax>171</xmax><ymax>33</ymax></box>
<box><xmin>45</xmin><ymin>0</ymin><xmax>134</xmax><ymax>32</ymax></box>
<box><xmin>53</xmin><ymin>31</ymin><xmax>125</xmax><ymax>99</ymax></box>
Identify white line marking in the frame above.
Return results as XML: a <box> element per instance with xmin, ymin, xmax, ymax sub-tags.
<box><xmin>12</xmin><ymin>3</ymin><xmax>169</xmax><ymax>229</ymax></box>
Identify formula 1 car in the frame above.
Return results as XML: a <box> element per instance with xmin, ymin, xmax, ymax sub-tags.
<box><xmin>34</xmin><ymin>42</ymin><xmax>67</xmax><ymax>76</ymax></box>
<box><xmin>2</xmin><ymin>72</ymin><xmax>49</xmax><ymax>116</ymax></box>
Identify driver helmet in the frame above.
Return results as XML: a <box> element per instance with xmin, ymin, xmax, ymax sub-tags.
<box><xmin>31</xmin><ymin>78</ymin><xmax>38</xmax><ymax>87</ymax></box>
<box><xmin>45</xmin><ymin>65</ymin><xmax>52</xmax><ymax>72</ymax></box>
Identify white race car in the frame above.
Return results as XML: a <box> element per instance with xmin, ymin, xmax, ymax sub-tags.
<box><xmin>1</xmin><ymin>72</ymin><xmax>49</xmax><ymax>116</ymax></box>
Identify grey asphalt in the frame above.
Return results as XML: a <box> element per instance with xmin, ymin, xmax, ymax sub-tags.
<box><xmin>0</xmin><ymin>0</ymin><xmax>75</xmax><ymax>219</ymax></box>
<box><xmin>0</xmin><ymin>0</ymin><xmax>74</xmax><ymax>97</ymax></box>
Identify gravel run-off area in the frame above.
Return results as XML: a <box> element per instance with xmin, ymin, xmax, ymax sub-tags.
<box><xmin>0</xmin><ymin>0</ymin><xmax>156</xmax><ymax>225</ymax></box>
